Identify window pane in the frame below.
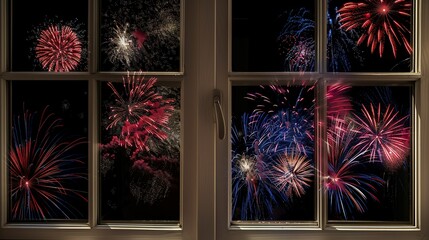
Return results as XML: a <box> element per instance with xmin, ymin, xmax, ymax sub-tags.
<box><xmin>232</xmin><ymin>1</ymin><xmax>316</xmax><ymax>72</ymax></box>
<box><xmin>326</xmin><ymin>84</ymin><xmax>412</xmax><ymax>221</ymax></box>
<box><xmin>100</xmin><ymin>0</ymin><xmax>181</xmax><ymax>72</ymax></box>
<box><xmin>8</xmin><ymin>81</ymin><xmax>89</xmax><ymax>222</ymax></box>
<box><xmin>231</xmin><ymin>83</ymin><xmax>316</xmax><ymax>221</ymax></box>
<box><xmin>99</xmin><ymin>74</ymin><xmax>181</xmax><ymax>221</ymax></box>
<box><xmin>328</xmin><ymin>0</ymin><xmax>412</xmax><ymax>72</ymax></box>
<box><xmin>11</xmin><ymin>0</ymin><xmax>88</xmax><ymax>72</ymax></box>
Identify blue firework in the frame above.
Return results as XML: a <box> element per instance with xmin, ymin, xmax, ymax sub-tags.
<box><xmin>278</xmin><ymin>8</ymin><xmax>316</xmax><ymax>72</ymax></box>
<box><xmin>231</xmin><ymin>112</ymin><xmax>287</xmax><ymax>220</ymax></box>
<box><xmin>327</xmin><ymin>6</ymin><xmax>363</xmax><ymax>72</ymax></box>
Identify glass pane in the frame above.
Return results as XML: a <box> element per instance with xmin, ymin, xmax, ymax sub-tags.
<box><xmin>11</xmin><ymin>0</ymin><xmax>88</xmax><ymax>72</ymax></box>
<box><xmin>232</xmin><ymin>1</ymin><xmax>316</xmax><ymax>72</ymax></box>
<box><xmin>8</xmin><ymin>81</ymin><xmax>88</xmax><ymax>222</ymax></box>
<box><xmin>326</xmin><ymin>84</ymin><xmax>412</xmax><ymax>221</ymax></box>
<box><xmin>99</xmin><ymin>73</ymin><xmax>181</xmax><ymax>221</ymax></box>
<box><xmin>328</xmin><ymin>0</ymin><xmax>412</xmax><ymax>72</ymax></box>
<box><xmin>231</xmin><ymin>83</ymin><xmax>316</xmax><ymax>221</ymax></box>
<box><xmin>100</xmin><ymin>0</ymin><xmax>181</xmax><ymax>72</ymax></box>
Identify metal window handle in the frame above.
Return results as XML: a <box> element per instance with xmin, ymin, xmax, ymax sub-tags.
<box><xmin>213</xmin><ymin>89</ymin><xmax>226</xmax><ymax>140</ymax></box>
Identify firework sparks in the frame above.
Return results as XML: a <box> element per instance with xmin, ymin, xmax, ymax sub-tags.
<box><xmin>352</xmin><ymin>103</ymin><xmax>411</xmax><ymax>171</ymax></box>
<box><xmin>9</xmin><ymin>107</ymin><xmax>87</xmax><ymax>221</ymax></box>
<box><xmin>271</xmin><ymin>149</ymin><xmax>314</xmax><ymax>198</ymax></box>
<box><xmin>338</xmin><ymin>0</ymin><xmax>412</xmax><ymax>58</ymax></box>
<box><xmin>35</xmin><ymin>24</ymin><xmax>82</xmax><ymax>72</ymax></box>
<box><xmin>326</xmin><ymin>117</ymin><xmax>384</xmax><ymax>220</ymax></box>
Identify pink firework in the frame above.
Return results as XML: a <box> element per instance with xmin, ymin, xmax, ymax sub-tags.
<box><xmin>352</xmin><ymin>103</ymin><xmax>410</xmax><ymax>171</ymax></box>
<box><xmin>36</xmin><ymin>25</ymin><xmax>82</xmax><ymax>72</ymax></box>
<box><xmin>338</xmin><ymin>0</ymin><xmax>412</xmax><ymax>58</ymax></box>
<box><xmin>271</xmin><ymin>149</ymin><xmax>313</xmax><ymax>198</ymax></box>
<box><xmin>326</xmin><ymin>84</ymin><xmax>353</xmax><ymax>120</ymax></box>
<box><xmin>106</xmin><ymin>72</ymin><xmax>174</xmax><ymax>150</ymax></box>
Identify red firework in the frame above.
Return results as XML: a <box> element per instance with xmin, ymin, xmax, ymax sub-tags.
<box><xmin>36</xmin><ymin>25</ymin><xmax>82</xmax><ymax>72</ymax></box>
<box><xmin>338</xmin><ymin>0</ymin><xmax>412</xmax><ymax>58</ymax></box>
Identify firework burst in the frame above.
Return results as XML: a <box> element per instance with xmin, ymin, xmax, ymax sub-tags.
<box><xmin>231</xmin><ymin>112</ymin><xmax>287</xmax><ymax>220</ymax></box>
<box><xmin>29</xmin><ymin>17</ymin><xmax>87</xmax><ymax>72</ymax></box>
<box><xmin>278</xmin><ymin>8</ymin><xmax>316</xmax><ymax>72</ymax></box>
<box><xmin>35</xmin><ymin>24</ymin><xmax>82</xmax><ymax>72</ymax></box>
<box><xmin>244</xmin><ymin>84</ymin><xmax>315</xmax><ymax>156</ymax></box>
<box><xmin>271</xmin><ymin>149</ymin><xmax>314</xmax><ymax>199</ymax></box>
<box><xmin>338</xmin><ymin>0</ymin><xmax>412</xmax><ymax>58</ymax></box>
<box><xmin>326</xmin><ymin>117</ymin><xmax>384</xmax><ymax>220</ymax></box>
<box><xmin>106</xmin><ymin>23</ymin><xmax>141</xmax><ymax>68</ymax></box>
<box><xmin>101</xmin><ymin>0</ymin><xmax>180</xmax><ymax>71</ymax></box>
<box><xmin>9</xmin><ymin>107</ymin><xmax>87</xmax><ymax>221</ymax></box>
<box><xmin>352</xmin><ymin>103</ymin><xmax>411</xmax><ymax>171</ymax></box>
<box><xmin>105</xmin><ymin>72</ymin><xmax>175</xmax><ymax>150</ymax></box>
<box><xmin>100</xmin><ymin>72</ymin><xmax>180</xmax><ymax>207</ymax></box>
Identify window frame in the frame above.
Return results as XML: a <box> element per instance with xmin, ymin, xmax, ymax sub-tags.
<box><xmin>215</xmin><ymin>0</ymin><xmax>427</xmax><ymax>239</ymax></box>
<box><xmin>0</xmin><ymin>0</ymin><xmax>200</xmax><ymax>239</ymax></box>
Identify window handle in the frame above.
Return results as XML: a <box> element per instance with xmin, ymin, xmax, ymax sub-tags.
<box><xmin>213</xmin><ymin>89</ymin><xmax>226</xmax><ymax>140</ymax></box>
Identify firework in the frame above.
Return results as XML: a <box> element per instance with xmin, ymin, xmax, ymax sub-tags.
<box><xmin>28</xmin><ymin>17</ymin><xmax>87</xmax><ymax>72</ymax></box>
<box><xmin>9</xmin><ymin>107</ymin><xmax>87</xmax><ymax>221</ymax></box>
<box><xmin>326</xmin><ymin>83</ymin><xmax>353</xmax><ymax>120</ymax></box>
<box><xmin>278</xmin><ymin>8</ymin><xmax>316</xmax><ymax>72</ymax></box>
<box><xmin>327</xmin><ymin>6</ymin><xmax>363</xmax><ymax>71</ymax></box>
<box><xmin>271</xmin><ymin>149</ymin><xmax>314</xmax><ymax>198</ymax></box>
<box><xmin>35</xmin><ymin>24</ymin><xmax>82</xmax><ymax>72</ymax></box>
<box><xmin>326</xmin><ymin>117</ymin><xmax>384</xmax><ymax>220</ymax></box>
<box><xmin>107</xmin><ymin>23</ymin><xmax>141</xmax><ymax>68</ymax></box>
<box><xmin>100</xmin><ymin>72</ymin><xmax>180</xmax><ymax>207</ymax></box>
<box><xmin>352</xmin><ymin>103</ymin><xmax>411</xmax><ymax>171</ymax></box>
<box><xmin>101</xmin><ymin>0</ymin><xmax>180</xmax><ymax>71</ymax></box>
<box><xmin>338</xmin><ymin>0</ymin><xmax>412</xmax><ymax>58</ymax></box>
<box><xmin>244</xmin><ymin>84</ymin><xmax>315</xmax><ymax>156</ymax></box>
<box><xmin>231</xmin><ymin>112</ymin><xmax>287</xmax><ymax>220</ymax></box>
<box><xmin>105</xmin><ymin>72</ymin><xmax>174</xmax><ymax>150</ymax></box>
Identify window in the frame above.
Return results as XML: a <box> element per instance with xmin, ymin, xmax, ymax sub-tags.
<box><xmin>1</xmin><ymin>0</ymin><xmax>428</xmax><ymax>240</ymax></box>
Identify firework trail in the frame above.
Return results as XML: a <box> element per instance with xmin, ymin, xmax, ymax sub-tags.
<box><xmin>352</xmin><ymin>103</ymin><xmax>411</xmax><ymax>171</ymax></box>
<box><xmin>9</xmin><ymin>107</ymin><xmax>87</xmax><ymax>221</ymax></box>
<box><xmin>338</xmin><ymin>0</ymin><xmax>412</xmax><ymax>58</ymax></box>
<box><xmin>326</xmin><ymin>117</ymin><xmax>384</xmax><ymax>220</ymax></box>
<box><xmin>101</xmin><ymin>0</ymin><xmax>180</xmax><ymax>71</ymax></box>
<box><xmin>271</xmin><ymin>148</ymin><xmax>314</xmax><ymax>199</ymax></box>
<box><xmin>278</xmin><ymin>8</ymin><xmax>315</xmax><ymax>72</ymax></box>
